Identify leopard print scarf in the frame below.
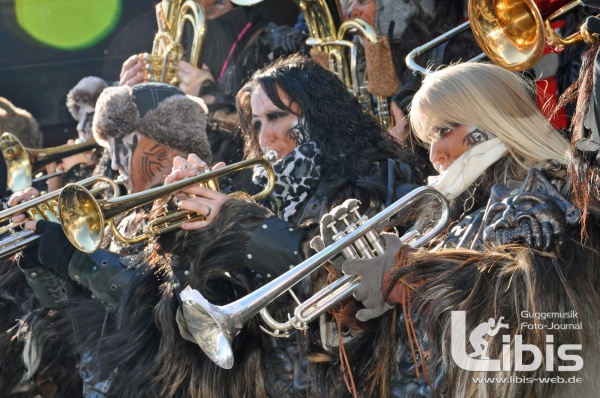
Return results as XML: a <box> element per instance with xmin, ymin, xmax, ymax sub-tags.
<box><xmin>252</xmin><ymin>141</ymin><xmax>320</xmax><ymax>222</ymax></box>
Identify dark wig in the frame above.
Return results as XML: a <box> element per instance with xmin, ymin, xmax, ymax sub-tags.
<box><xmin>236</xmin><ymin>54</ymin><xmax>427</xmax><ymax>191</ymax></box>
<box><xmin>76</xmin><ymin>194</ymin><xmax>280</xmax><ymax>398</ymax></box>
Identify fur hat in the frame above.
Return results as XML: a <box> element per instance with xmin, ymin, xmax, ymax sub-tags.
<box><xmin>66</xmin><ymin>76</ymin><xmax>108</xmax><ymax>120</ymax></box>
<box><xmin>0</xmin><ymin>97</ymin><xmax>43</xmax><ymax>149</ymax></box>
<box><xmin>93</xmin><ymin>83</ymin><xmax>212</xmax><ymax>161</ymax></box>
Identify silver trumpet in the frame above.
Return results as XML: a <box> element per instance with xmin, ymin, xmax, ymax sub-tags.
<box><xmin>179</xmin><ymin>186</ymin><xmax>449</xmax><ymax>369</ymax></box>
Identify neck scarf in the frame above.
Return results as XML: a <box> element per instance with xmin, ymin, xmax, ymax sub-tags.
<box><xmin>428</xmin><ymin>138</ymin><xmax>508</xmax><ymax>200</ymax></box>
<box><xmin>252</xmin><ymin>141</ymin><xmax>320</xmax><ymax>222</ymax></box>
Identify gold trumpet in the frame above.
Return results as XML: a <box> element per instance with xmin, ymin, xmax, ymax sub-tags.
<box><xmin>177</xmin><ymin>186</ymin><xmax>449</xmax><ymax>369</ymax></box>
<box><xmin>0</xmin><ymin>132</ymin><xmax>100</xmax><ymax>193</ymax></box>
<box><xmin>141</xmin><ymin>0</ymin><xmax>205</xmax><ymax>85</ymax></box>
<box><xmin>407</xmin><ymin>0</ymin><xmax>598</xmax><ymax>74</ymax></box>
<box><xmin>0</xmin><ymin>176</ymin><xmax>120</xmax><ymax>258</ymax></box>
<box><xmin>58</xmin><ymin>157</ymin><xmax>276</xmax><ymax>253</ymax></box>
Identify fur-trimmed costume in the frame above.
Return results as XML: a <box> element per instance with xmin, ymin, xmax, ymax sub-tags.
<box><xmin>93</xmin><ymin>83</ymin><xmax>212</xmax><ymax>162</ymax></box>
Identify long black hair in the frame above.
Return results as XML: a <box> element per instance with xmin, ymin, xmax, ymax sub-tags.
<box><xmin>237</xmin><ymin>54</ymin><xmax>428</xmax><ymax>191</ymax></box>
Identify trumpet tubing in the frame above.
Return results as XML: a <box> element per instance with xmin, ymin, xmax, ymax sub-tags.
<box><xmin>300</xmin><ymin>0</ymin><xmax>392</xmax><ymax>128</ymax></box>
<box><xmin>143</xmin><ymin>0</ymin><xmax>205</xmax><ymax>85</ymax></box>
<box><xmin>58</xmin><ymin>157</ymin><xmax>276</xmax><ymax>253</ymax></box>
<box><xmin>407</xmin><ymin>0</ymin><xmax>594</xmax><ymax>74</ymax></box>
<box><xmin>0</xmin><ymin>176</ymin><xmax>120</xmax><ymax>258</ymax></box>
<box><xmin>0</xmin><ymin>132</ymin><xmax>100</xmax><ymax>193</ymax></box>
<box><xmin>178</xmin><ymin>186</ymin><xmax>449</xmax><ymax>369</ymax></box>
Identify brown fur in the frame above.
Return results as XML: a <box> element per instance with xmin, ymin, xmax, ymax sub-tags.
<box><xmin>392</xmin><ymin>244</ymin><xmax>600</xmax><ymax>398</ymax></box>
<box><xmin>66</xmin><ymin>76</ymin><xmax>108</xmax><ymax>119</ymax></box>
<box><xmin>0</xmin><ymin>97</ymin><xmax>43</xmax><ymax>148</ymax></box>
<box><xmin>92</xmin><ymin>84</ymin><xmax>212</xmax><ymax>160</ymax></box>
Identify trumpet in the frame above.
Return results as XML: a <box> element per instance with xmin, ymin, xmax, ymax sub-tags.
<box><xmin>141</xmin><ymin>0</ymin><xmax>205</xmax><ymax>85</ymax></box>
<box><xmin>407</xmin><ymin>0</ymin><xmax>597</xmax><ymax>74</ymax></box>
<box><xmin>58</xmin><ymin>157</ymin><xmax>276</xmax><ymax>253</ymax></box>
<box><xmin>0</xmin><ymin>132</ymin><xmax>100</xmax><ymax>193</ymax></box>
<box><xmin>0</xmin><ymin>176</ymin><xmax>120</xmax><ymax>258</ymax></box>
<box><xmin>178</xmin><ymin>186</ymin><xmax>449</xmax><ymax>369</ymax></box>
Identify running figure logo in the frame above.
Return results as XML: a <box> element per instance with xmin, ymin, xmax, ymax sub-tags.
<box><xmin>468</xmin><ymin>316</ymin><xmax>509</xmax><ymax>359</ymax></box>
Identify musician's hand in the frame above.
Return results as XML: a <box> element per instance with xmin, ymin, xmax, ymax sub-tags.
<box><xmin>119</xmin><ymin>54</ymin><xmax>146</xmax><ymax>87</ymax></box>
<box><xmin>8</xmin><ymin>187</ymin><xmax>41</xmax><ymax>224</ymax></box>
<box><xmin>164</xmin><ymin>153</ymin><xmax>226</xmax><ymax>184</ymax></box>
<box><xmin>388</xmin><ymin>101</ymin><xmax>408</xmax><ymax>145</ymax></box>
<box><xmin>164</xmin><ymin>153</ymin><xmax>228</xmax><ymax>230</ymax></box>
<box><xmin>178</xmin><ymin>62</ymin><xmax>214</xmax><ymax>97</ymax></box>
<box><xmin>310</xmin><ymin>198</ymin><xmax>361</xmax><ymax>271</ymax></box>
<box><xmin>341</xmin><ymin>232</ymin><xmax>402</xmax><ymax>322</ymax></box>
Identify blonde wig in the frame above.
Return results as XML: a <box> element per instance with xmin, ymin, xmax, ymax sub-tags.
<box><xmin>410</xmin><ymin>62</ymin><xmax>568</xmax><ymax>180</ymax></box>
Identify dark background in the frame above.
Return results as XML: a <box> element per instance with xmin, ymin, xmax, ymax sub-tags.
<box><xmin>0</xmin><ymin>0</ymin><xmax>157</xmax><ymax>146</ymax></box>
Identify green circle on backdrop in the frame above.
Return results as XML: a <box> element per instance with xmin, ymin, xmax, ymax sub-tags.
<box><xmin>16</xmin><ymin>0</ymin><xmax>122</xmax><ymax>50</ymax></box>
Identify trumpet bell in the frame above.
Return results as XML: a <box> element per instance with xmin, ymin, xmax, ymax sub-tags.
<box><xmin>0</xmin><ymin>132</ymin><xmax>100</xmax><ymax>193</ymax></box>
<box><xmin>470</xmin><ymin>0</ymin><xmax>546</xmax><ymax>71</ymax></box>
<box><xmin>0</xmin><ymin>132</ymin><xmax>31</xmax><ymax>193</ymax></box>
<box><xmin>179</xmin><ymin>287</ymin><xmax>235</xmax><ymax>369</ymax></box>
<box><xmin>59</xmin><ymin>157</ymin><xmax>276</xmax><ymax>253</ymax></box>
<box><xmin>59</xmin><ymin>184</ymin><xmax>105</xmax><ymax>253</ymax></box>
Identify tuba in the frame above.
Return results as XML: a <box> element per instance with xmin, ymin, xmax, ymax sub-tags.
<box><xmin>407</xmin><ymin>0</ymin><xmax>599</xmax><ymax>74</ymax></box>
<box><xmin>176</xmin><ymin>186</ymin><xmax>449</xmax><ymax>369</ymax></box>
<box><xmin>58</xmin><ymin>157</ymin><xmax>275</xmax><ymax>253</ymax></box>
<box><xmin>0</xmin><ymin>175</ymin><xmax>120</xmax><ymax>258</ymax></box>
<box><xmin>141</xmin><ymin>0</ymin><xmax>205</xmax><ymax>85</ymax></box>
<box><xmin>0</xmin><ymin>132</ymin><xmax>100</xmax><ymax>193</ymax></box>
<box><xmin>300</xmin><ymin>0</ymin><xmax>394</xmax><ymax>129</ymax></box>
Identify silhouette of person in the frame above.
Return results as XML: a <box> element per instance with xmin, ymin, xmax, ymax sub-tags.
<box><xmin>468</xmin><ymin>316</ymin><xmax>508</xmax><ymax>359</ymax></box>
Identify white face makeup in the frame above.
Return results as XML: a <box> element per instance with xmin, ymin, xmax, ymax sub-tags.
<box><xmin>75</xmin><ymin>103</ymin><xmax>95</xmax><ymax>142</ymax></box>
<box><xmin>250</xmin><ymin>86</ymin><xmax>302</xmax><ymax>160</ymax></box>
<box><xmin>108</xmin><ymin>132</ymin><xmax>139</xmax><ymax>191</ymax></box>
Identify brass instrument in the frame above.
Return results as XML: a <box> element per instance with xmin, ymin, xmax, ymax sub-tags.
<box><xmin>142</xmin><ymin>0</ymin><xmax>205</xmax><ymax>85</ymax></box>
<box><xmin>177</xmin><ymin>186</ymin><xmax>449</xmax><ymax>369</ymax></box>
<box><xmin>407</xmin><ymin>0</ymin><xmax>597</xmax><ymax>74</ymax></box>
<box><xmin>0</xmin><ymin>176</ymin><xmax>120</xmax><ymax>258</ymax></box>
<box><xmin>0</xmin><ymin>132</ymin><xmax>100</xmax><ymax>193</ymax></box>
<box><xmin>58</xmin><ymin>157</ymin><xmax>276</xmax><ymax>253</ymax></box>
<box><xmin>300</xmin><ymin>0</ymin><xmax>392</xmax><ymax>128</ymax></box>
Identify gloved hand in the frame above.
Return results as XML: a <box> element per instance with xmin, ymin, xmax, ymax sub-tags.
<box><xmin>309</xmin><ymin>199</ymin><xmax>361</xmax><ymax>271</ymax></box>
<box><xmin>34</xmin><ymin>220</ymin><xmax>77</xmax><ymax>276</ymax></box>
<box><xmin>261</xmin><ymin>22</ymin><xmax>305</xmax><ymax>54</ymax></box>
<box><xmin>341</xmin><ymin>232</ymin><xmax>402</xmax><ymax>322</ymax></box>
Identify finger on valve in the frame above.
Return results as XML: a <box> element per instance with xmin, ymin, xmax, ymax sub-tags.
<box><xmin>8</xmin><ymin>187</ymin><xmax>40</xmax><ymax>224</ymax></box>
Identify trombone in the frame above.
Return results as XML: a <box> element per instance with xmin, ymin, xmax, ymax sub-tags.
<box><xmin>177</xmin><ymin>186</ymin><xmax>449</xmax><ymax>369</ymax></box>
<box><xmin>58</xmin><ymin>157</ymin><xmax>275</xmax><ymax>253</ymax></box>
<box><xmin>0</xmin><ymin>132</ymin><xmax>100</xmax><ymax>193</ymax></box>
<box><xmin>0</xmin><ymin>175</ymin><xmax>120</xmax><ymax>258</ymax></box>
<box><xmin>407</xmin><ymin>0</ymin><xmax>596</xmax><ymax>74</ymax></box>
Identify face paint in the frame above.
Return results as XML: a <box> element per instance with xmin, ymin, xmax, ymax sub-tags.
<box><xmin>462</xmin><ymin>128</ymin><xmax>489</xmax><ymax>147</ymax></box>
<box><xmin>75</xmin><ymin>103</ymin><xmax>95</xmax><ymax>142</ymax></box>
<box><xmin>428</xmin><ymin>125</ymin><xmax>490</xmax><ymax>173</ymax></box>
<box><xmin>109</xmin><ymin>132</ymin><xmax>139</xmax><ymax>193</ymax></box>
<box><xmin>251</xmin><ymin>86</ymin><xmax>301</xmax><ymax>160</ymax></box>
<box><xmin>129</xmin><ymin>136</ymin><xmax>170</xmax><ymax>193</ymax></box>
